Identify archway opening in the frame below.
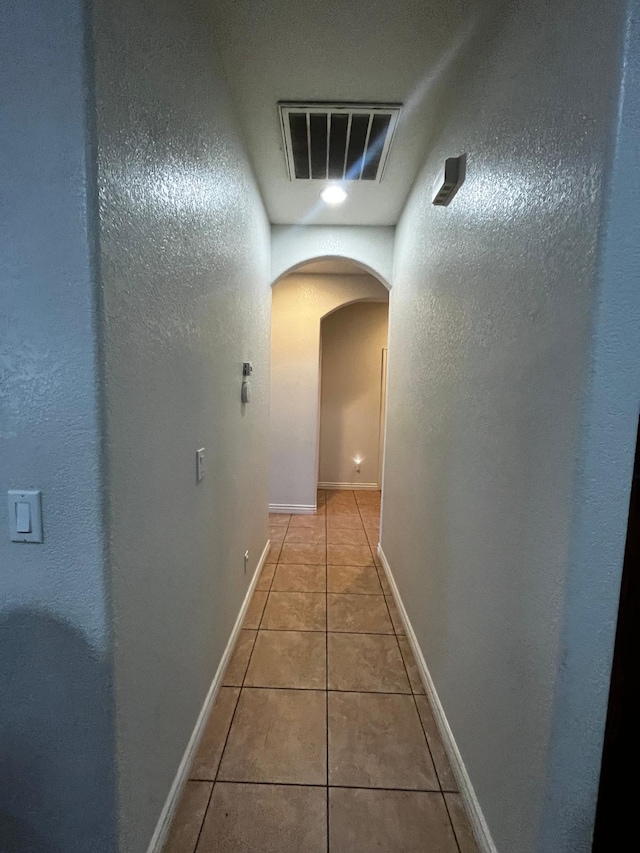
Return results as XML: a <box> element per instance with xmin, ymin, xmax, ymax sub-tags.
<box><xmin>269</xmin><ymin>257</ymin><xmax>389</xmax><ymax>516</ymax></box>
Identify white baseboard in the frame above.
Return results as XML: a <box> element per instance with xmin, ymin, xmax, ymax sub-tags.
<box><xmin>146</xmin><ymin>538</ymin><xmax>271</xmax><ymax>853</ymax></box>
<box><xmin>317</xmin><ymin>482</ymin><xmax>380</xmax><ymax>491</ymax></box>
<box><xmin>269</xmin><ymin>503</ymin><xmax>317</xmax><ymax>514</ymax></box>
<box><xmin>377</xmin><ymin>544</ymin><xmax>498</xmax><ymax>853</ymax></box>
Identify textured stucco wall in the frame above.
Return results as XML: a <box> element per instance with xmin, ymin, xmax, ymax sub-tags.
<box><xmin>92</xmin><ymin>1</ymin><xmax>271</xmax><ymax>850</ymax></box>
<box><xmin>270</xmin><ymin>274</ymin><xmax>388</xmax><ymax>510</ymax></box>
<box><xmin>381</xmin><ymin>1</ymin><xmax>633</xmax><ymax>851</ymax></box>
<box><xmin>319</xmin><ymin>302</ymin><xmax>389</xmax><ymax>487</ymax></box>
<box><xmin>540</xmin><ymin>1</ymin><xmax>640</xmax><ymax>846</ymax></box>
<box><xmin>271</xmin><ymin>225</ymin><xmax>394</xmax><ymax>287</ymax></box>
<box><xmin>0</xmin><ymin>1</ymin><xmax>115</xmax><ymax>850</ymax></box>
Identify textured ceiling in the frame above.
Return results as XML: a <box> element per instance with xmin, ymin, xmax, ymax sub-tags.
<box><xmin>210</xmin><ymin>0</ymin><xmax>479</xmax><ymax>226</ymax></box>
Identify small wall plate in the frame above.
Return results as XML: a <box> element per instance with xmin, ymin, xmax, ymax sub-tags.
<box><xmin>8</xmin><ymin>490</ymin><xmax>43</xmax><ymax>543</ymax></box>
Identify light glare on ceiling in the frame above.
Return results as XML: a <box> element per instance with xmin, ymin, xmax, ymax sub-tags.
<box><xmin>321</xmin><ymin>185</ymin><xmax>348</xmax><ymax>205</ymax></box>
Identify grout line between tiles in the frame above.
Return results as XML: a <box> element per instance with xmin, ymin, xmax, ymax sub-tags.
<box><xmin>257</xmin><ymin>627</ymin><xmax>395</xmax><ymax>635</ymax></box>
<box><xmin>188</xmin><ymin>778</ymin><xmax>443</xmax><ymax>794</ymax></box>
<box><xmin>191</xmin><ymin>781</ymin><xmax>214</xmax><ymax>853</ymax></box>
<box><xmin>324</xmin><ymin>490</ymin><xmax>330</xmax><ymax>853</ymax></box>
<box><xmin>442</xmin><ymin>791</ymin><xmax>465</xmax><ymax>853</ymax></box>
<box><xmin>356</xmin><ymin>494</ymin><xmax>463</xmax><ymax>847</ymax></box>
<box><xmin>191</xmin><ymin>683</ymin><xmax>242</xmax><ymax>853</ymax></box>
<box><xmin>192</xmin><ymin>511</ymin><xmax>297</xmax><ymax>848</ymax></box>
<box><xmin>270</xmin><ymin>587</ymin><xmax>384</xmax><ymax>596</ymax></box>
<box><xmin>357</xmin><ymin>498</ymin><xmax>393</xmax><ymax>636</ymax></box>
<box><xmin>215</xmin><ymin>683</ymin><xmax>415</xmax><ymax>696</ymax></box>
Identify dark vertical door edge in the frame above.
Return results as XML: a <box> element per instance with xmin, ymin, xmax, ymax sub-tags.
<box><xmin>592</xmin><ymin>416</ymin><xmax>640</xmax><ymax>850</ymax></box>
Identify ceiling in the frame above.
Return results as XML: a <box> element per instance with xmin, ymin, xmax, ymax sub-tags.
<box><xmin>210</xmin><ymin>0</ymin><xmax>478</xmax><ymax>226</ymax></box>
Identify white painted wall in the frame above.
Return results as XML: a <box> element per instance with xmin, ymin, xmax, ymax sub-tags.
<box><xmin>93</xmin><ymin>1</ymin><xmax>271</xmax><ymax>850</ymax></box>
<box><xmin>270</xmin><ymin>274</ymin><xmax>388</xmax><ymax>511</ymax></box>
<box><xmin>380</xmin><ymin>1</ymin><xmax>638</xmax><ymax>851</ymax></box>
<box><xmin>0</xmin><ymin>1</ymin><xmax>115</xmax><ymax>849</ymax></box>
<box><xmin>271</xmin><ymin>225</ymin><xmax>394</xmax><ymax>287</ymax></box>
<box><xmin>319</xmin><ymin>302</ymin><xmax>389</xmax><ymax>488</ymax></box>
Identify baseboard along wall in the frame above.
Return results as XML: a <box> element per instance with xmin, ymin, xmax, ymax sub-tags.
<box><xmin>145</xmin><ymin>538</ymin><xmax>271</xmax><ymax>853</ymax></box>
<box><xmin>269</xmin><ymin>503</ymin><xmax>317</xmax><ymax>514</ymax></box>
<box><xmin>376</xmin><ymin>544</ymin><xmax>498</xmax><ymax>853</ymax></box>
<box><xmin>317</xmin><ymin>482</ymin><xmax>380</xmax><ymax>490</ymax></box>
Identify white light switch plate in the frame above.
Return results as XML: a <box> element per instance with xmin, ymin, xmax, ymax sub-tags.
<box><xmin>8</xmin><ymin>490</ymin><xmax>43</xmax><ymax>543</ymax></box>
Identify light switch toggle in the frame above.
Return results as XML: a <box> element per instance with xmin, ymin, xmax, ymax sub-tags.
<box><xmin>8</xmin><ymin>490</ymin><xmax>43</xmax><ymax>543</ymax></box>
<box><xmin>16</xmin><ymin>502</ymin><xmax>32</xmax><ymax>533</ymax></box>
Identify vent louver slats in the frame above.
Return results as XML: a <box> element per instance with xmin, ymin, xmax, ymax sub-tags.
<box><xmin>288</xmin><ymin>112</ymin><xmax>310</xmax><ymax>180</ymax></box>
<box><xmin>279</xmin><ymin>103</ymin><xmax>401</xmax><ymax>183</ymax></box>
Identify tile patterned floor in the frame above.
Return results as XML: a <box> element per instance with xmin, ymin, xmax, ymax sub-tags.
<box><xmin>164</xmin><ymin>490</ymin><xmax>478</xmax><ymax>853</ymax></box>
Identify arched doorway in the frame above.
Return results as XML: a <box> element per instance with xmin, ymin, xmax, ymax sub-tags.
<box><xmin>317</xmin><ymin>299</ymin><xmax>389</xmax><ymax>492</ymax></box>
<box><xmin>269</xmin><ymin>257</ymin><xmax>389</xmax><ymax>514</ymax></box>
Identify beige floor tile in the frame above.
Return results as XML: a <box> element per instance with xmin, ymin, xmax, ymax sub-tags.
<box><xmin>245</xmin><ymin>631</ymin><xmax>326</xmax><ymax>689</ymax></box>
<box><xmin>397</xmin><ymin>636</ymin><xmax>425</xmax><ymax>694</ymax></box>
<box><xmin>269</xmin><ymin>526</ymin><xmax>286</xmax><ymax>543</ymax></box>
<box><xmin>327</xmin><ymin>504</ymin><xmax>360</xmax><ymax>517</ymax></box>
<box><xmin>261</xmin><ymin>592</ymin><xmax>326</xmax><ymax>631</ymax></box>
<box><xmin>223</xmin><ymin>630</ymin><xmax>256</xmax><ymax>687</ymax></box>
<box><xmin>328</xmin><ymin>593</ymin><xmax>393</xmax><ymax>634</ymax></box>
<box><xmin>269</xmin><ymin>513</ymin><xmax>290</xmax><ymax>526</ymax></box>
<box><xmin>243</xmin><ymin>590</ymin><xmax>267</xmax><ymax>629</ymax></box>
<box><xmin>256</xmin><ymin>563</ymin><xmax>276</xmax><ymax>591</ymax></box>
<box><xmin>385</xmin><ymin>595</ymin><xmax>405</xmax><ymax>634</ymax></box>
<box><xmin>279</xmin><ymin>543</ymin><xmax>326</xmax><ymax>564</ymax></box>
<box><xmin>445</xmin><ymin>793</ymin><xmax>479</xmax><ymax>853</ymax></box>
<box><xmin>363</xmin><ymin>520</ymin><xmax>380</xmax><ymax>534</ymax></box>
<box><xmin>415</xmin><ymin>696</ymin><xmax>458</xmax><ymax>792</ymax></box>
<box><xmin>266</xmin><ymin>541</ymin><xmax>282</xmax><ymax>564</ymax></box>
<box><xmin>218</xmin><ymin>688</ymin><xmax>326</xmax><ymax>784</ymax></box>
<box><xmin>329</xmin><ymin>788</ymin><xmax>458</xmax><ymax>853</ymax></box>
<box><xmin>365</xmin><ymin>529</ymin><xmax>380</xmax><ymax>548</ymax></box>
<box><xmin>196</xmin><ymin>782</ymin><xmax>326</xmax><ymax>853</ymax></box>
<box><xmin>326</xmin><ymin>491</ymin><xmax>358</xmax><ymax>504</ymax></box>
<box><xmin>354</xmin><ymin>492</ymin><xmax>381</xmax><ymax>506</ymax></box>
<box><xmin>327</xmin><ymin>544</ymin><xmax>374</xmax><ymax>566</ymax></box>
<box><xmin>271</xmin><ymin>563</ymin><xmax>326</xmax><ymax>592</ymax></box>
<box><xmin>358</xmin><ymin>507</ymin><xmax>381</xmax><ymax>520</ymax></box>
<box><xmin>164</xmin><ymin>780</ymin><xmax>212</xmax><ymax>853</ymax></box>
<box><xmin>284</xmin><ymin>527</ymin><xmax>326</xmax><ymax>545</ymax></box>
<box><xmin>317</xmin><ymin>489</ymin><xmax>327</xmax><ymax>503</ymax></box>
<box><xmin>326</xmin><ymin>505</ymin><xmax>358</xmax><ymax>517</ymax></box>
<box><xmin>327</xmin><ymin>513</ymin><xmax>365</xmax><ymax>529</ymax></box>
<box><xmin>326</xmin><ymin>490</ymin><xmax>357</xmax><ymax>504</ymax></box>
<box><xmin>327</xmin><ymin>527</ymin><xmax>369</xmax><ymax>546</ymax></box>
<box><xmin>288</xmin><ymin>515</ymin><xmax>326</xmax><ymax>529</ymax></box>
<box><xmin>315</xmin><ymin>501</ymin><xmax>326</xmax><ymax>515</ymax></box>
<box><xmin>328</xmin><ymin>633</ymin><xmax>411</xmax><ymax>693</ymax></box>
<box><xmin>327</xmin><ymin>565</ymin><xmax>382</xmax><ymax>595</ymax></box>
<box><xmin>328</xmin><ymin>691</ymin><xmax>438</xmax><ymax>789</ymax></box>
<box><xmin>191</xmin><ymin>687</ymin><xmax>240</xmax><ymax>780</ymax></box>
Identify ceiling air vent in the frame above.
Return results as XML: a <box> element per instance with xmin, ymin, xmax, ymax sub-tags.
<box><xmin>279</xmin><ymin>102</ymin><xmax>401</xmax><ymax>183</ymax></box>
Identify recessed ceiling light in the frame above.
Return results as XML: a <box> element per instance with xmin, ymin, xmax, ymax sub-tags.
<box><xmin>320</xmin><ymin>185</ymin><xmax>348</xmax><ymax>205</ymax></box>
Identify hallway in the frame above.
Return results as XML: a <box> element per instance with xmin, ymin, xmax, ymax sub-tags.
<box><xmin>164</xmin><ymin>490</ymin><xmax>476</xmax><ymax>852</ymax></box>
